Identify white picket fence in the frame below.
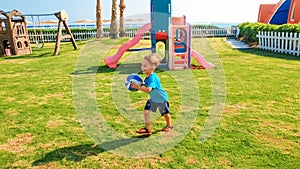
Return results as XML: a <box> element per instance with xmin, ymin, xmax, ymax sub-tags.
<box><xmin>257</xmin><ymin>31</ymin><xmax>300</xmax><ymax>56</ymax></box>
<box><xmin>28</xmin><ymin>26</ymin><xmax>238</xmax><ymax>44</ymax></box>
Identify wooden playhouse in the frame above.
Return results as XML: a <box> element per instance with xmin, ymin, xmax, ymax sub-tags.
<box><xmin>0</xmin><ymin>9</ymin><xmax>32</xmax><ymax>56</ymax></box>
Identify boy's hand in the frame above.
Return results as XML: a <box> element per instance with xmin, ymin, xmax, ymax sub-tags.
<box><xmin>131</xmin><ymin>81</ymin><xmax>140</xmax><ymax>89</ymax></box>
<box><xmin>131</xmin><ymin>82</ymin><xmax>152</xmax><ymax>93</ymax></box>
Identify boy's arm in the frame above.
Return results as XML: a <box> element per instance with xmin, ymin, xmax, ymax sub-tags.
<box><xmin>131</xmin><ymin>82</ymin><xmax>152</xmax><ymax>93</ymax></box>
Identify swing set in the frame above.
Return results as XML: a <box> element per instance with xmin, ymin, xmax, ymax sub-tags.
<box><xmin>24</xmin><ymin>10</ymin><xmax>78</xmax><ymax>55</ymax></box>
<box><xmin>29</xmin><ymin>15</ymin><xmax>45</xmax><ymax>48</ymax></box>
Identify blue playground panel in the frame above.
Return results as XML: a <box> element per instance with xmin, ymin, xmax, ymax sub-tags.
<box><xmin>150</xmin><ymin>0</ymin><xmax>172</xmax><ymax>54</ymax></box>
<box><xmin>174</xmin><ymin>28</ymin><xmax>187</xmax><ymax>53</ymax></box>
<box><xmin>151</xmin><ymin>0</ymin><xmax>171</xmax><ymax>13</ymax></box>
<box><xmin>150</xmin><ymin>0</ymin><xmax>171</xmax><ymax>32</ymax></box>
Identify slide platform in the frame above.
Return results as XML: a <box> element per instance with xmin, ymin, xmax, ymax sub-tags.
<box><xmin>191</xmin><ymin>50</ymin><xmax>215</xmax><ymax>69</ymax></box>
<box><xmin>104</xmin><ymin>23</ymin><xmax>151</xmax><ymax>68</ymax></box>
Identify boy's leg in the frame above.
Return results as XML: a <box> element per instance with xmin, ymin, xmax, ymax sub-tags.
<box><xmin>137</xmin><ymin>100</ymin><xmax>153</xmax><ymax>134</ymax></box>
<box><xmin>164</xmin><ymin>113</ymin><xmax>172</xmax><ymax>127</ymax></box>
<box><xmin>161</xmin><ymin>102</ymin><xmax>172</xmax><ymax>132</ymax></box>
<box><xmin>144</xmin><ymin>110</ymin><xmax>151</xmax><ymax>132</ymax></box>
<box><xmin>163</xmin><ymin>113</ymin><xmax>173</xmax><ymax>132</ymax></box>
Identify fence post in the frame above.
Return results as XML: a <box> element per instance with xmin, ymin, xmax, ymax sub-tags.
<box><xmin>267</xmin><ymin>31</ymin><xmax>271</xmax><ymax>51</ymax></box>
<box><xmin>291</xmin><ymin>32</ymin><xmax>295</xmax><ymax>55</ymax></box>
<box><xmin>278</xmin><ymin>32</ymin><xmax>282</xmax><ymax>53</ymax></box>
<box><xmin>44</xmin><ymin>32</ymin><xmax>47</xmax><ymax>42</ymax></box>
<box><xmin>283</xmin><ymin>32</ymin><xmax>287</xmax><ymax>54</ymax></box>
<box><xmin>271</xmin><ymin>31</ymin><xmax>274</xmax><ymax>51</ymax></box>
<box><xmin>257</xmin><ymin>31</ymin><xmax>260</xmax><ymax>49</ymax></box>
<box><xmin>264</xmin><ymin>31</ymin><xmax>267</xmax><ymax>50</ymax></box>
<box><xmin>297</xmin><ymin>32</ymin><xmax>300</xmax><ymax>56</ymax></box>
<box><xmin>259</xmin><ymin>31</ymin><xmax>262</xmax><ymax>49</ymax></box>
<box><xmin>260</xmin><ymin>31</ymin><xmax>263</xmax><ymax>49</ymax></box>
<box><xmin>263</xmin><ymin>31</ymin><xmax>266</xmax><ymax>50</ymax></box>
<box><xmin>274</xmin><ymin>32</ymin><xmax>278</xmax><ymax>53</ymax></box>
<box><xmin>293</xmin><ymin>32</ymin><xmax>297</xmax><ymax>55</ymax></box>
<box><xmin>288</xmin><ymin>32</ymin><xmax>292</xmax><ymax>54</ymax></box>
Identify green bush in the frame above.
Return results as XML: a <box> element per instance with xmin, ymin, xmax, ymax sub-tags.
<box><xmin>237</xmin><ymin>22</ymin><xmax>300</xmax><ymax>44</ymax></box>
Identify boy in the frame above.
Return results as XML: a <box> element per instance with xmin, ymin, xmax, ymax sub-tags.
<box><xmin>131</xmin><ymin>53</ymin><xmax>173</xmax><ymax>135</ymax></box>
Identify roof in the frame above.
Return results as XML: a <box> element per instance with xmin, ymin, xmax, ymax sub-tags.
<box><xmin>258</xmin><ymin>4</ymin><xmax>276</xmax><ymax>23</ymax></box>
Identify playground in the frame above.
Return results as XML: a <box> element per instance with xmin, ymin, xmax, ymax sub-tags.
<box><xmin>0</xmin><ymin>0</ymin><xmax>300</xmax><ymax>168</ymax></box>
<box><xmin>0</xmin><ymin>37</ymin><xmax>299</xmax><ymax>168</ymax></box>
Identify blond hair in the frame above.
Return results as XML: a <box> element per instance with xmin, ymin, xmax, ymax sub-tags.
<box><xmin>144</xmin><ymin>53</ymin><xmax>162</xmax><ymax>68</ymax></box>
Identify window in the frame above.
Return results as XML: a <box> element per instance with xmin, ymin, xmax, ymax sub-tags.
<box><xmin>17</xmin><ymin>41</ymin><xmax>22</xmax><ymax>49</ymax></box>
<box><xmin>16</xmin><ymin>23</ymin><xmax>24</xmax><ymax>35</ymax></box>
<box><xmin>0</xmin><ymin>21</ymin><xmax>6</xmax><ymax>31</ymax></box>
<box><xmin>156</xmin><ymin>41</ymin><xmax>165</xmax><ymax>57</ymax></box>
<box><xmin>24</xmin><ymin>41</ymin><xmax>29</xmax><ymax>48</ymax></box>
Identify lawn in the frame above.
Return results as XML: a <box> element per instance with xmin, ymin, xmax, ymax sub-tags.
<box><xmin>0</xmin><ymin>38</ymin><xmax>299</xmax><ymax>168</ymax></box>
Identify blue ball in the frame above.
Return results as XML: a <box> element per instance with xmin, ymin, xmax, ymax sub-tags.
<box><xmin>125</xmin><ymin>73</ymin><xmax>143</xmax><ymax>92</ymax></box>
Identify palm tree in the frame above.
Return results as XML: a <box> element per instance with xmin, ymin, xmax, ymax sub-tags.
<box><xmin>96</xmin><ymin>0</ymin><xmax>103</xmax><ymax>38</ymax></box>
<box><xmin>110</xmin><ymin>0</ymin><xmax>118</xmax><ymax>39</ymax></box>
<box><xmin>119</xmin><ymin>0</ymin><xmax>126</xmax><ymax>37</ymax></box>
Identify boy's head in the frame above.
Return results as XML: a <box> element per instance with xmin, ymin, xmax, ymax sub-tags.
<box><xmin>143</xmin><ymin>54</ymin><xmax>162</xmax><ymax>68</ymax></box>
<box><xmin>141</xmin><ymin>54</ymin><xmax>162</xmax><ymax>74</ymax></box>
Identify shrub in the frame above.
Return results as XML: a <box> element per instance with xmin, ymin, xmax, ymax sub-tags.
<box><xmin>237</xmin><ymin>22</ymin><xmax>300</xmax><ymax>44</ymax></box>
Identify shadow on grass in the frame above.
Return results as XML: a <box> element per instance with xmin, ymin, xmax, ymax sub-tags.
<box><xmin>238</xmin><ymin>48</ymin><xmax>300</xmax><ymax>61</ymax></box>
<box><xmin>71</xmin><ymin>63</ymin><xmax>166</xmax><ymax>75</ymax></box>
<box><xmin>71</xmin><ymin>65</ymin><xmax>116</xmax><ymax>75</ymax></box>
<box><xmin>3</xmin><ymin>51</ymin><xmax>54</xmax><ymax>60</ymax></box>
<box><xmin>32</xmin><ymin>135</ymin><xmax>150</xmax><ymax>166</ymax></box>
<box><xmin>3</xmin><ymin>41</ymin><xmax>84</xmax><ymax>60</ymax></box>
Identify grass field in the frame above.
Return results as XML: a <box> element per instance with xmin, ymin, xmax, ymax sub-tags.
<box><xmin>0</xmin><ymin>38</ymin><xmax>299</xmax><ymax>168</ymax></box>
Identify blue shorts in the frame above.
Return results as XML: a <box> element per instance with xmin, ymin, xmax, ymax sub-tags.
<box><xmin>144</xmin><ymin>99</ymin><xmax>170</xmax><ymax>116</ymax></box>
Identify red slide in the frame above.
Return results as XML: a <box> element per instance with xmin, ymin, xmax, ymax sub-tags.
<box><xmin>104</xmin><ymin>23</ymin><xmax>151</xmax><ymax>68</ymax></box>
<box><xmin>191</xmin><ymin>50</ymin><xmax>215</xmax><ymax>69</ymax></box>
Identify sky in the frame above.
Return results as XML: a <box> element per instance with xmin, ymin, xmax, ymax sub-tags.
<box><xmin>1</xmin><ymin>0</ymin><xmax>280</xmax><ymax>24</ymax></box>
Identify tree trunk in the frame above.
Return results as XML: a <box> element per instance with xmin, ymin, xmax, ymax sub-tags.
<box><xmin>110</xmin><ymin>0</ymin><xmax>119</xmax><ymax>39</ymax></box>
<box><xmin>119</xmin><ymin>0</ymin><xmax>126</xmax><ymax>37</ymax></box>
<box><xmin>96</xmin><ymin>0</ymin><xmax>103</xmax><ymax>38</ymax></box>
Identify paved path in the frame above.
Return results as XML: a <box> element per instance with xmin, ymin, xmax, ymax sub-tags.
<box><xmin>225</xmin><ymin>39</ymin><xmax>251</xmax><ymax>49</ymax></box>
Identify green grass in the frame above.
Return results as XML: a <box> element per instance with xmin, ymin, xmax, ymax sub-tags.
<box><xmin>0</xmin><ymin>38</ymin><xmax>299</xmax><ymax>168</ymax></box>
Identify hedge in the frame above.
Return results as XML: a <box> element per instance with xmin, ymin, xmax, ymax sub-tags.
<box><xmin>237</xmin><ymin>22</ymin><xmax>300</xmax><ymax>44</ymax></box>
